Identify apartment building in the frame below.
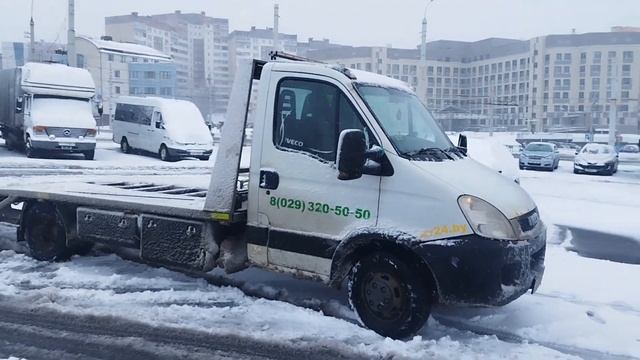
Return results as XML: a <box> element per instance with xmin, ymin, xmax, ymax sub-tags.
<box><xmin>75</xmin><ymin>35</ymin><xmax>174</xmax><ymax>124</ymax></box>
<box><xmin>228</xmin><ymin>26</ymin><xmax>297</xmax><ymax>76</ymax></box>
<box><xmin>309</xmin><ymin>30</ymin><xmax>640</xmax><ymax>134</ymax></box>
<box><xmin>105</xmin><ymin>11</ymin><xmax>231</xmax><ymax>115</ymax></box>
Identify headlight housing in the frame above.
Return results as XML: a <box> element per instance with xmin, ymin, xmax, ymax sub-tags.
<box><xmin>458</xmin><ymin>195</ymin><xmax>518</xmax><ymax>240</ymax></box>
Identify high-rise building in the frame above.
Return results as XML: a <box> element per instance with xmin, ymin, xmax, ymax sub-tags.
<box><xmin>228</xmin><ymin>26</ymin><xmax>297</xmax><ymax>77</ymax></box>
<box><xmin>309</xmin><ymin>30</ymin><xmax>640</xmax><ymax>134</ymax></box>
<box><xmin>106</xmin><ymin>11</ymin><xmax>230</xmax><ymax>115</ymax></box>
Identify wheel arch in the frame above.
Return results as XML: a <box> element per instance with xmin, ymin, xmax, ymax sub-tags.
<box><xmin>329</xmin><ymin>231</ymin><xmax>439</xmax><ymax>300</ymax></box>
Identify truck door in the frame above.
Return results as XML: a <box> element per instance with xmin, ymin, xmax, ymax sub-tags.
<box><xmin>258</xmin><ymin>74</ymin><xmax>380</xmax><ymax>277</ymax></box>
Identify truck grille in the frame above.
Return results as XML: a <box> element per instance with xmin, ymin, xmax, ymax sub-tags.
<box><xmin>46</xmin><ymin>127</ymin><xmax>86</xmax><ymax>138</ymax></box>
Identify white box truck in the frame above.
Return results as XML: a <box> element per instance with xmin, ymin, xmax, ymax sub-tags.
<box><xmin>0</xmin><ymin>62</ymin><xmax>99</xmax><ymax>160</ymax></box>
<box><xmin>0</xmin><ymin>56</ymin><xmax>546</xmax><ymax>339</ymax></box>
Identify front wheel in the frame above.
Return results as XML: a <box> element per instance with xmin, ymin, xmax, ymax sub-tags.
<box><xmin>197</xmin><ymin>156</ymin><xmax>210</xmax><ymax>161</ymax></box>
<box><xmin>25</xmin><ymin>136</ymin><xmax>38</xmax><ymax>159</ymax></box>
<box><xmin>159</xmin><ymin>144</ymin><xmax>172</xmax><ymax>162</ymax></box>
<box><xmin>348</xmin><ymin>252</ymin><xmax>432</xmax><ymax>339</ymax></box>
<box><xmin>84</xmin><ymin>150</ymin><xmax>95</xmax><ymax>160</ymax></box>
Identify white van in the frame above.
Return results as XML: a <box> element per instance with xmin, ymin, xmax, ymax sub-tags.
<box><xmin>112</xmin><ymin>97</ymin><xmax>214</xmax><ymax>161</ymax></box>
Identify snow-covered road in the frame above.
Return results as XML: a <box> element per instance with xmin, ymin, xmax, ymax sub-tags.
<box><xmin>0</xmin><ymin>141</ymin><xmax>639</xmax><ymax>359</ymax></box>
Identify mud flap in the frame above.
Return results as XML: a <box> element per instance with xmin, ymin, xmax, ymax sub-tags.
<box><xmin>140</xmin><ymin>215</ymin><xmax>218</xmax><ymax>272</ymax></box>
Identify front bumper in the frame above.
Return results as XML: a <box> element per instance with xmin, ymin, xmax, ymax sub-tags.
<box><xmin>413</xmin><ymin>225</ymin><xmax>546</xmax><ymax>306</ymax></box>
<box><xmin>574</xmin><ymin>162</ymin><xmax>614</xmax><ymax>174</ymax></box>
<box><xmin>30</xmin><ymin>139</ymin><xmax>96</xmax><ymax>153</ymax></box>
<box><xmin>520</xmin><ymin>157</ymin><xmax>554</xmax><ymax>169</ymax></box>
<box><xmin>167</xmin><ymin>147</ymin><xmax>213</xmax><ymax>158</ymax></box>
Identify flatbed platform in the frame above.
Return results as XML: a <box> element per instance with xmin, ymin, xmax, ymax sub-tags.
<box><xmin>0</xmin><ymin>177</ymin><xmax>249</xmax><ymax>221</ymax></box>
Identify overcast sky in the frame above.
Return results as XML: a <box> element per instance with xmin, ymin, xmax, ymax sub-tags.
<box><xmin>0</xmin><ymin>0</ymin><xmax>638</xmax><ymax>48</ymax></box>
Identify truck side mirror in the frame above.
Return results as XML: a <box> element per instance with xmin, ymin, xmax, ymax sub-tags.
<box><xmin>337</xmin><ymin>129</ymin><xmax>367</xmax><ymax>181</ymax></box>
<box><xmin>457</xmin><ymin>134</ymin><xmax>468</xmax><ymax>155</ymax></box>
<box><xmin>15</xmin><ymin>97</ymin><xmax>23</xmax><ymax>113</ymax></box>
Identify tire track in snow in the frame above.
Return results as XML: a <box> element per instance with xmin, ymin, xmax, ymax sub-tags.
<box><xmin>432</xmin><ymin>314</ymin><xmax>637</xmax><ymax>360</ymax></box>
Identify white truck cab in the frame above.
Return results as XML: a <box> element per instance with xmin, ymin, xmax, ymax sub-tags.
<box><xmin>0</xmin><ymin>57</ymin><xmax>545</xmax><ymax>339</ymax></box>
<box><xmin>0</xmin><ymin>62</ymin><xmax>98</xmax><ymax>160</ymax></box>
<box><xmin>112</xmin><ymin>97</ymin><xmax>214</xmax><ymax>161</ymax></box>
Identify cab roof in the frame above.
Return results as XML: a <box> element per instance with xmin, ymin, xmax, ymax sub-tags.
<box><xmin>268</xmin><ymin>61</ymin><xmax>413</xmax><ymax>92</ymax></box>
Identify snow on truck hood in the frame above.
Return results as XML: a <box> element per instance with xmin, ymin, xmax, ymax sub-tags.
<box><xmin>410</xmin><ymin>158</ymin><xmax>536</xmax><ymax>219</ymax></box>
<box><xmin>31</xmin><ymin>98</ymin><xmax>96</xmax><ymax>129</ymax></box>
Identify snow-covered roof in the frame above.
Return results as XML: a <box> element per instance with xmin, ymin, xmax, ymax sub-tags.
<box><xmin>78</xmin><ymin>36</ymin><xmax>172</xmax><ymax>62</ymax></box>
<box><xmin>350</xmin><ymin>69</ymin><xmax>413</xmax><ymax>92</ymax></box>
<box><xmin>21</xmin><ymin>62</ymin><xmax>95</xmax><ymax>98</ymax></box>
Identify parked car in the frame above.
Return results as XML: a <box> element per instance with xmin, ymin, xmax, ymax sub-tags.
<box><xmin>574</xmin><ymin>143</ymin><xmax>619</xmax><ymax>175</ymax></box>
<box><xmin>519</xmin><ymin>142</ymin><xmax>560</xmax><ymax>171</ymax></box>
<box><xmin>112</xmin><ymin>97</ymin><xmax>214</xmax><ymax>161</ymax></box>
<box><xmin>619</xmin><ymin>144</ymin><xmax>639</xmax><ymax>153</ymax></box>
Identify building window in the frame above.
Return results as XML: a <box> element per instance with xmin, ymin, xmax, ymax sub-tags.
<box><xmin>114</xmin><ymin>70</ymin><xmax>120</xmax><ymax>78</ymax></box>
<box><xmin>71</xmin><ymin>53</ymin><xmax>84</xmax><ymax>70</ymax></box>
<box><xmin>108</xmin><ymin>54</ymin><xmax>114</xmax><ymax>61</ymax></box>
<box><xmin>623</xmin><ymin>51</ymin><xmax>634</xmax><ymax>63</ymax></box>
<box><xmin>115</xmin><ymin>86</ymin><xmax>121</xmax><ymax>94</ymax></box>
<box><xmin>130</xmin><ymin>71</ymin><xmax>140</xmax><ymax>79</ymax></box>
<box><xmin>593</xmin><ymin>51</ymin><xmax>601</xmax><ymax>63</ymax></box>
<box><xmin>160</xmin><ymin>87</ymin><xmax>172</xmax><ymax>96</ymax></box>
<box><xmin>144</xmin><ymin>71</ymin><xmax>156</xmax><ymax>79</ymax></box>
<box><xmin>144</xmin><ymin>87</ymin><xmax>156</xmax><ymax>95</ymax></box>
<box><xmin>159</xmin><ymin>71</ymin><xmax>172</xmax><ymax>80</ymax></box>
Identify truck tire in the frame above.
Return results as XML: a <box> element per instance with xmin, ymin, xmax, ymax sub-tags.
<box><xmin>159</xmin><ymin>144</ymin><xmax>172</xmax><ymax>162</ymax></box>
<box><xmin>198</xmin><ymin>156</ymin><xmax>210</xmax><ymax>161</ymax></box>
<box><xmin>84</xmin><ymin>150</ymin><xmax>95</xmax><ymax>160</ymax></box>
<box><xmin>23</xmin><ymin>202</ymin><xmax>72</xmax><ymax>262</ymax></box>
<box><xmin>120</xmin><ymin>137</ymin><xmax>131</xmax><ymax>154</ymax></box>
<box><xmin>348</xmin><ymin>252</ymin><xmax>432</xmax><ymax>339</ymax></box>
<box><xmin>25</xmin><ymin>136</ymin><xmax>38</xmax><ymax>159</ymax></box>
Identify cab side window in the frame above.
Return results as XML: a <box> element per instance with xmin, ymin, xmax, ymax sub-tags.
<box><xmin>274</xmin><ymin>78</ymin><xmax>374</xmax><ymax>162</ymax></box>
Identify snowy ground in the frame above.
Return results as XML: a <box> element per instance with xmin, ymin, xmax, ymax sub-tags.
<box><xmin>0</xmin><ymin>139</ymin><xmax>639</xmax><ymax>359</ymax></box>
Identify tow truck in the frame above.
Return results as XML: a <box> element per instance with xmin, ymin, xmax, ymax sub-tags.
<box><xmin>0</xmin><ymin>53</ymin><xmax>546</xmax><ymax>339</ymax></box>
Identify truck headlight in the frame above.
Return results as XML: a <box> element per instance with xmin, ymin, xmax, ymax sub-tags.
<box><xmin>33</xmin><ymin>125</ymin><xmax>47</xmax><ymax>136</ymax></box>
<box><xmin>85</xmin><ymin>129</ymin><xmax>97</xmax><ymax>137</ymax></box>
<box><xmin>458</xmin><ymin>195</ymin><xmax>518</xmax><ymax>240</ymax></box>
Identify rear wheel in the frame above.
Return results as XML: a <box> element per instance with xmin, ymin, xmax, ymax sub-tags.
<box><xmin>197</xmin><ymin>156</ymin><xmax>210</xmax><ymax>161</ymax></box>
<box><xmin>23</xmin><ymin>202</ymin><xmax>72</xmax><ymax>262</ymax></box>
<box><xmin>348</xmin><ymin>252</ymin><xmax>432</xmax><ymax>339</ymax></box>
<box><xmin>120</xmin><ymin>137</ymin><xmax>130</xmax><ymax>154</ymax></box>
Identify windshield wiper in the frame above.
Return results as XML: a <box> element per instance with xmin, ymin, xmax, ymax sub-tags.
<box><xmin>405</xmin><ymin>147</ymin><xmax>454</xmax><ymax>161</ymax></box>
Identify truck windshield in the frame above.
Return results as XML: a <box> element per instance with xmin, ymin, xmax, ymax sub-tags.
<box><xmin>356</xmin><ymin>85</ymin><xmax>453</xmax><ymax>157</ymax></box>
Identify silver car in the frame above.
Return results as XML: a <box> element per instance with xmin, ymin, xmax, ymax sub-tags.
<box><xmin>519</xmin><ymin>142</ymin><xmax>560</xmax><ymax>171</ymax></box>
<box><xmin>574</xmin><ymin>143</ymin><xmax>619</xmax><ymax>175</ymax></box>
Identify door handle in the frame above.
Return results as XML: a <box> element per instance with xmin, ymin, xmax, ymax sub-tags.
<box><xmin>259</xmin><ymin>170</ymin><xmax>279</xmax><ymax>190</ymax></box>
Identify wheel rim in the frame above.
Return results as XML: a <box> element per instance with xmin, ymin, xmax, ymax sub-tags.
<box><xmin>362</xmin><ymin>271</ymin><xmax>406</xmax><ymax>321</ymax></box>
<box><xmin>26</xmin><ymin>139</ymin><xmax>32</xmax><ymax>155</ymax></box>
<box><xmin>161</xmin><ymin>147</ymin><xmax>167</xmax><ymax>160</ymax></box>
<box><xmin>121</xmin><ymin>140</ymin><xmax>128</xmax><ymax>152</ymax></box>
